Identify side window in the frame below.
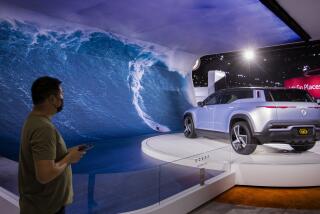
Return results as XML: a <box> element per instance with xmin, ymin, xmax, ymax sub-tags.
<box><xmin>219</xmin><ymin>93</ymin><xmax>233</xmax><ymax>104</ymax></box>
<box><xmin>234</xmin><ymin>90</ymin><xmax>253</xmax><ymax>99</ymax></box>
<box><xmin>264</xmin><ymin>90</ymin><xmax>273</xmax><ymax>101</ymax></box>
<box><xmin>205</xmin><ymin>94</ymin><xmax>219</xmax><ymax>105</ymax></box>
<box><xmin>219</xmin><ymin>90</ymin><xmax>253</xmax><ymax>104</ymax></box>
<box><xmin>228</xmin><ymin>94</ymin><xmax>238</xmax><ymax>103</ymax></box>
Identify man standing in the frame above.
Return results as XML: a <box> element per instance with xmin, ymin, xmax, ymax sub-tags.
<box><xmin>19</xmin><ymin>76</ymin><xmax>86</xmax><ymax>214</ymax></box>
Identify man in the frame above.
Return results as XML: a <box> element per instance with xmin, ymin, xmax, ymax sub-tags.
<box><xmin>19</xmin><ymin>76</ymin><xmax>86</xmax><ymax>214</ymax></box>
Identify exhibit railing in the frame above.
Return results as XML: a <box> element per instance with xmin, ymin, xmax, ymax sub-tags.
<box><xmin>68</xmin><ymin>145</ymin><xmax>232</xmax><ymax>214</ymax></box>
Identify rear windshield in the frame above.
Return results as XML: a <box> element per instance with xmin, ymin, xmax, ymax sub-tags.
<box><xmin>265</xmin><ymin>89</ymin><xmax>314</xmax><ymax>102</ymax></box>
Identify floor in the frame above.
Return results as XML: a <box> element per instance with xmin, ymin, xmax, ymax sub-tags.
<box><xmin>190</xmin><ymin>201</ymin><xmax>320</xmax><ymax>214</ymax></box>
<box><xmin>0</xmin><ymin>156</ymin><xmax>18</xmax><ymax>195</ymax></box>
<box><xmin>214</xmin><ymin>186</ymin><xmax>320</xmax><ymax>210</ymax></box>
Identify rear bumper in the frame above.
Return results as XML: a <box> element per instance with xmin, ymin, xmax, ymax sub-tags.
<box><xmin>254</xmin><ymin>121</ymin><xmax>320</xmax><ymax>144</ymax></box>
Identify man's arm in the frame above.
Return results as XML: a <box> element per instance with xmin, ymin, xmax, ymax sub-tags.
<box><xmin>34</xmin><ymin>146</ymin><xmax>85</xmax><ymax>184</ymax></box>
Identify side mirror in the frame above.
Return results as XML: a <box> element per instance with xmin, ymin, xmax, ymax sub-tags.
<box><xmin>197</xmin><ymin>101</ymin><xmax>204</xmax><ymax>107</ymax></box>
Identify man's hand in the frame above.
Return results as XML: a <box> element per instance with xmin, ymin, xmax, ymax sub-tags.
<box><xmin>67</xmin><ymin>146</ymin><xmax>86</xmax><ymax>164</ymax></box>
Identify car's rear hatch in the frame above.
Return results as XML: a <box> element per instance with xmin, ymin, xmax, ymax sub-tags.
<box><xmin>265</xmin><ymin>89</ymin><xmax>320</xmax><ymax>121</ymax></box>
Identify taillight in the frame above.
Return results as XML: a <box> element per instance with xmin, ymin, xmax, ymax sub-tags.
<box><xmin>256</xmin><ymin>106</ymin><xmax>296</xmax><ymax>109</ymax></box>
<box><xmin>308</xmin><ymin>106</ymin><xmax>320</xmax><ymax>109</ymax></box>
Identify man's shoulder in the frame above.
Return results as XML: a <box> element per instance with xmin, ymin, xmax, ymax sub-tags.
<box><xmin>25</xmin><ymin>114</ymin><xmax>55</xmax><ymax>131</ymax></box>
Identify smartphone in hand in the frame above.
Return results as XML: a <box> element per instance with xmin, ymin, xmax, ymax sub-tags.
<box><xmin>78</xmin><ymin>144</ymin><xmax>95</xmax><ymax>151</ymax></box>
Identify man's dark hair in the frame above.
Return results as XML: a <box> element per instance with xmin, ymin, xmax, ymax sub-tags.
<box><xmin>31</xmin><ymin>76</ymin><xmax>62</xmax><ymax>105</ymax></box>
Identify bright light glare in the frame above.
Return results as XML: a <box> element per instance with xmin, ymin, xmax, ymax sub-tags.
<box><xmin>192</xmin><ymin>59</ymin><xmax>201</xmax><ymax>70</ymax></box>
<box><xmin>243</xmin><ymin>49</ymin><xmax>255</xmax><ymax>61</ymax></box>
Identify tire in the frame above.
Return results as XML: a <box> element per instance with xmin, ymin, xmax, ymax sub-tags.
<box><xmin>184</xmin><ymin>115</ymin><xmax>197</xmax><ymax>138</ymax></box>
<box><xmin>290</xmin><ymin>142</ymin><xmax>316</xmax><ymax>152</ymax></box>
<box><xmin>230</xmin><ymin>121</ymin><xmax>257</xmax><ymax>155</ymax></box>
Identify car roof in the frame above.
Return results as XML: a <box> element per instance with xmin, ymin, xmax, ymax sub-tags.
<box><xmin>213</xmin><ymin>87</ymin><xmax>306</xmax><ymax>95</ymax></box>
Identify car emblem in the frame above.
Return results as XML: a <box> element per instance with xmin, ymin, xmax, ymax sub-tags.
<box><xmin>301</xmin><ymin>109</ymin><xmax>307</xmax><ymax>117</ymax></box>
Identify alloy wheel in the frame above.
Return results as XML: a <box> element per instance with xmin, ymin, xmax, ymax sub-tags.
<box><xmin>184</xmin><ymin>117</ymin><xmax>192</xmax><ymax>136</ymax></box>
<box><xmin>231</xmin><ymin>124</ymin><xmax>248</xmax><ymax>151</ymax></box>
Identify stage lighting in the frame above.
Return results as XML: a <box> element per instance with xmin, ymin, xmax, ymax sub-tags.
<box><xmin>243</xmin><ymin>49</ymin><xmax>255</xmax><ymax>61</ymax></box>
<box><xmin>192</xmin><ymin>59</ymin><xmax>201</xmax><ymax>70</ymax></box>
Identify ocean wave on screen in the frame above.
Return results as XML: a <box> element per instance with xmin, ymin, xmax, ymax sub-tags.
<box><xmin>0</xmin><ymin>4</ymin><xmax>198</xmax><ymax>77</ymax></box>
<box><xmin>0</xmin><ymin>17</ymin><xmax>193</xmax><ymax>146</ymax></box>
<box><xmin>0</xmin><ymin>5</ymin><xmax>197</xmax><ymax>105</ymax></box>
<box><xmin>128</xmin><ymin>54</ymin><xmax>170</xmax><ymax>132</ymax></box>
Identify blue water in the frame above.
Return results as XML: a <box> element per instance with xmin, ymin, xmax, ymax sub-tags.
<box><xmin>71</xmin><ymin>134</ymin><xmax>165</xmax><ymax>174</ymax></box>
<box><xmin>0</xmin><ymin>19</ymin><xmax>193</xmax><ymax>160</ymax></box>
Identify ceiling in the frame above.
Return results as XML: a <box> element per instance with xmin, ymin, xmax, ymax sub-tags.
<box><xmin>1</xmin><ymin>0</ymin><xmax>315</xmax><ymax>56</ymax></box>
<box><xmin>277</xmin><ymin>0</ymin><xmax>320</xmax><ymax>41</ymax></box>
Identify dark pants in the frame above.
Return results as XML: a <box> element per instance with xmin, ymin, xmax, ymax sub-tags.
<box><xmin>55</xmin><ymin>207</ymin><xmax>65</xmax><ymax>214</ymax></box>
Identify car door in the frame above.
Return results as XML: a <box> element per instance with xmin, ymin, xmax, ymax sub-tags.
<box><xmin>213</xmin><ymin>90</ymin><xmax>253</xmax><ymax>132</ymax></box>
<box><xmin>196</xmin><ymin>94</ymin><xmax>218</xmax><ymax>130</ymax></box>
<box><xmin>213</xmin><ymin>92</ymin><xmax>232</xmax><ymax>132</ymax></box>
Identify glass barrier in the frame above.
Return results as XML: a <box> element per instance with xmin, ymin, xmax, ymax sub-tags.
<box><xmin>159</xmin><ymin>146</ymin><xmax>231</xmax><ymax>203</ymax></box>
<box><xmin>67</xmin><ymin>141</ymin><xmax>320</xmax><ymax>214</ymax></box>
<box><xmin>67</xmin><ymin>145</ymin><xmax>232</xmax><ymax>214</ymax></box>
<box><xmin>69</xmin><ymin>167</ymin><xmax>161</xmax><ymax>214</ymax></box>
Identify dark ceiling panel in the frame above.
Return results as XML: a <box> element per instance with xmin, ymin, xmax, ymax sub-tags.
<box><xmin>276</xmin><ymin>0</ymin><xmax>320</xmax><ymax>41</ymax></box>
<box><xmin>260</xmin><ymin>0</ymin><xmax>311</xmax><ymax>41</ymax></box>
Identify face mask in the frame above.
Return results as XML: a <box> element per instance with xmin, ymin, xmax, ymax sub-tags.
<box><xmin>56</xmin><ymin>98</ymin><xmax>64</xmax><ymax>113</ymax></box>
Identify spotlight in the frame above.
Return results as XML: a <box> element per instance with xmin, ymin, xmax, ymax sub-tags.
<box><xmin>243</xmin><ymin>49</ymin><xmax>255</xmax><ymax>61</ymax></box>
<box><xmin>192</xmin><ymin>59</ymin><xmax>201</xmax><ymax>70</ymax></box>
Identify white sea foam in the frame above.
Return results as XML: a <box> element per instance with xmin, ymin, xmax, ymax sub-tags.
<box><xmin>121</xmin><ymin>38</ymin><xmax>197</xmax><ymax>106</ymax></box>
<box><xmin>0</xmin><ymin>3</ymin><xmax>198</xmax><ymax>74</ymax></box>
<box><xmin>122</xmin><ymin>42</ymin><xmax>197</xmax><ymax>105</ymax></box>
<box><xmin>128</xmin><ymin>55</ymin><xmax>170</xmax><ymax>132</ymax></box>
<box><xmin>0</xmin><ymin>2</ymin><xmax>198</xmax><ymax>72</ymax></box>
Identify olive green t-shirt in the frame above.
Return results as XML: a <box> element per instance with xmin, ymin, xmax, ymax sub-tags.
<box><xmin>18</xmin><ymin>114</ymin><xmax>73</xmax><ymax>214</ymax></box>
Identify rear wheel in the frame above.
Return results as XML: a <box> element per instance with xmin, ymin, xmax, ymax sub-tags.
<box><xmin>184</xmin><ymin>115</ymin><xmax>197</xmax><ymax>138</ymax></box>
<box><xmin>230</xmin><ymin>121</ymin><xmax>257</xmax><ymax>155</ymax></box>
<box><xmin>290</xmin><ymin>142</ymin><xmax>316</xmax><ymax>152</ymax></box>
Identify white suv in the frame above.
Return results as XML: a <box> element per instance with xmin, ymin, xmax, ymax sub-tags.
<box><xmin>184</xmin><ymin>87</ymin><xmax>320</xmax><ymax>155</ymax></box>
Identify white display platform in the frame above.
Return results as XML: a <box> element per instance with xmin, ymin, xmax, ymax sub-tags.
<box><xmin>142</xmin><ymin>133</ymin><xmax>320</xmax><ymax>187</ymax></box>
